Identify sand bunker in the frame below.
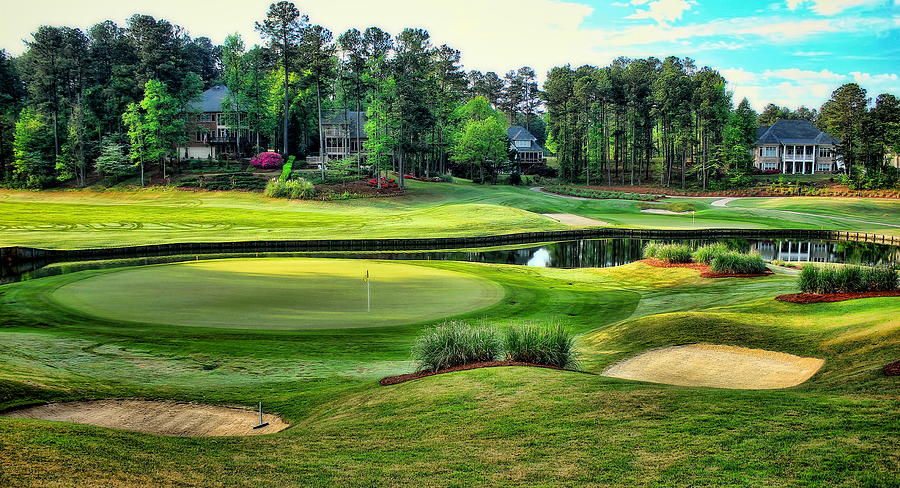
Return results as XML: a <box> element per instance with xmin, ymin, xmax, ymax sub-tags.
<box><xmin>1</xmin><ymin>400</ymin><xmax>289</xmax><ymax>437</ymax></box>
<box><xmin>542</xmin><ymin>213</ymin><xmax>610</xmax><ymax>226</ymax></box>
<box><xmin>602</xmin><ymin>344</ymin><xmax>824</xmax><ymax>389</ymax></box>
<box><xmin>640</xmin><ymin>208</ymin><xmax>691</xmax><ymax>215</ymax></box>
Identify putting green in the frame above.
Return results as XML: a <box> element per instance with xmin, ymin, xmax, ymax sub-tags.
<box><xmin>50</xmin><ymin>258</ymin><xmax>505</xmax><ymax>330</ymax></box>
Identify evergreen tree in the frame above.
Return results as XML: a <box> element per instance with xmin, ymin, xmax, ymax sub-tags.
<box><xmin>820</xmin><ymin>83</ymin><xmax>869</xmax><ymax>172</ymax></box>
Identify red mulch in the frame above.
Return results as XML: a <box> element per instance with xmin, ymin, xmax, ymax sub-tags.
<box><xmin>638</xmin><ymin>259</ymin><xmax>773</xmax><ymax>278</ymax></box>
<box><xmin>776</xmin><ymin>291</ymin><xmax>900</xmax><ymax>304</ymax></box>
<box><xmin>883</xmin><ymin>360</ymin><xmax>900</xmax><ymax>376</ymax></box>
<box><xmin>380</xmin><ymin>361</ymin><xmax>592</xmax><ymax>386</ymax></box>
<box><xmin>315</xmin><ymin>179</ymin><xmax>404</xmax><ymax>199</ymax></box>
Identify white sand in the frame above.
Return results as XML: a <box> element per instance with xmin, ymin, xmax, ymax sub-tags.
<box><xmin>602</xmin><ymin>343</ymin><xmax>824</xmax><ymax>389</ymax></box>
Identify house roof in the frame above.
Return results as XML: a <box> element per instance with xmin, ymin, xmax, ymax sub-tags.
<box><xmin>755</xmin><ymin>119</ymin><xmax>838</xmax><ymax>145</ymax></box>
<box><xmin>190</xmin><ymin>85</ymin><xmax>234</xmax><ymax>113</ymax></box>
<box><xmin>508</xmin><ymin>125</ymin><xmax>544</xmax><ymax>153</ymax></box>
<box><xmin>321</xmin><ymin>108</ymin><xmax>368</xmax><ymax>138</ymax></box>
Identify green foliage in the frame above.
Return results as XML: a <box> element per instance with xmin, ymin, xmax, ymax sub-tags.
<box><xmin>710</xmin><ymin>251</ymin><xmax>767</xmax><ymax>274</ymax></box>
<box><xmin>263</xmin><ymin>177</ymin><xmax>315</xmax><ymax>199</ymax></box>
<box><xmin>179</xmin><ymin>174</ymin><xmax>268</xmax><ymax>191</ymax></box>
<box><xmin>412</xmin><ymin>321</ymin><xmax>502</xmax><ymax>372</ymax></box>
<box><xmin>839</xmin><ymin>166</ymin><xmax>899</xmax><ymax>190</ymax></box>
<box><xmin>798</xmin><ymin>264</ymin><xmax>898</xmax><ymax>294</ymax></box>
<box><xmin>93</xmin><ymin>141</ymin><xmax>135</xmax><ymax>178</ymax></box>
<box><xmin>546</xmin><ymin>185</ymin><xmax>662</xmax><ymax>201</ymax></box>
<box><xmin>11</xmin><ymin>107</ymin><xmax>54</xmax><ymax>187</ymax></box>
<box><xmin>504</xmin><ymin>324</ymin><xmax>578</xmax><ymax>369</ymax></box>
<box><xmin>279</xmin><ymin>156</ymin><xmax>295</xmax><ymax>182</ymax></box>
<box><xmin>692</xmin><ymin>243</ymin><xmax>731</xmax><ymax>265</ymax></box>
<box><xmin>450</xmin><ymin>96</ymin><xmax>509</xmax><ymax>182</ymax></box>
<box><xmin>654</xmin><ymin>244</ymin><xmax>693</xmax><ymax>263</ymax></box>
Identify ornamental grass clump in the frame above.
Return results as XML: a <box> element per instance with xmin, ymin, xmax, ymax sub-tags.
<box><xmin>710</xmin><ymin>251</ymin><xmax>767</xmax><ymax>274</ymax></box>
<box><xmin>653</xmin><ymin>244</ymin><xmax>693</xmax><ymax>263</ymax></box>
<box><xmin>504</xmin><ymin>324</ymin><xmax>578</xmax><ymax>369</ymax></box>
<box><xmin>412</xmin><ymin>321</ymin><xmax>502</xmax><ymax>373</ymax></box>
<box><xmin>693</xmin><ymin>243</ymin><xmax>730</xmax><ymax>265</ymax></box>
<box><xmin>798</xmin><ymin>264</ymin><xmax>898</xmax><ymax>294</ymax></box>
<box><xmin>263</xmin><ymin>178</ymin><xmax>315</xmax><ymax>199</ymax></box>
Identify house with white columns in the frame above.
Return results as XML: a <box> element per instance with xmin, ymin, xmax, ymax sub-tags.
<box><xmin>753</xmin><ymin>120</ymin><xmax>842</xmax><ymax>174</ymax></box>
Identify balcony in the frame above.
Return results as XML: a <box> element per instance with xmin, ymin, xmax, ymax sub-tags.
<box><xmin>782</xmin><ymin>154</ymin><xmax>814</xmax><ymax>162</ymax></box>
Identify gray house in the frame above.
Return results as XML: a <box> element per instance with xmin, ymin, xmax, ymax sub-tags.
<box><xmin>754</xmin><ymin>120</ymin><xmax>841</xmax><ymax>174</ymax></box>
<box><xmin>508</xmin><ymin>126</ymin><xmax>546</xmax><ymax>165</ymax></box>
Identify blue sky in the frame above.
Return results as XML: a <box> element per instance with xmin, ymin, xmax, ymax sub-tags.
<box><xmin>2</xmin><ymin>0</ymin><xmax>898</xmax><ymax>110</ymax></box>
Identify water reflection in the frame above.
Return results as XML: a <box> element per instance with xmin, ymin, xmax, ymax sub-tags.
<box><xmin>1</xmin><ymin>238</ymin><xmax>897</xmax><ymax>285</ymax></box>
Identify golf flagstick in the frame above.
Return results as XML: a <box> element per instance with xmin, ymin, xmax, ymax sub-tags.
<box><xmin>365</xmin><ymin>270</ymin><xmax>371</xmax><ymax>312</ymax></box>
<box><xmin>253</xmin><ymin>401</ymin><xmax>269</xmax><ymax>429</ymax></box>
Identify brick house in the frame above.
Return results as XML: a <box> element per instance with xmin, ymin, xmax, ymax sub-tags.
<box><xmin>179</xmin><ymin>85</ymin><xmax>259</xmax><ymax>160</ymax></box>
<box><xmin>754</xmin><ymin>119</ymin><xmax>842</xmax><ymax>174</ymax></box>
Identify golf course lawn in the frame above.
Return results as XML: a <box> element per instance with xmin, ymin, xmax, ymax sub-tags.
<box><xmin>1</xmin><ymin>181</ymin><xmax>899</xmax><ymax>249</ymax></box>
<box><xmin>50</xmin><ymin>258</ymin><xmax>505</xmax><ymax>330</ymax></box>
<box><xmin>1</xmin><ymin>258</ymin><xmax>897</xmax><ymax>487</ymax></box>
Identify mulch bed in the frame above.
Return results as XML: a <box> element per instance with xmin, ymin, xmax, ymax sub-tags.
<box><xmin>638</xmin><ymin>259</ymin><xmax>773</xmax><ymax>278</ymax></box>
<box><xmin>776</xmin><ymin>291</ymin><xmax>900</xmax><ymax>304</ymax></box>
<box><xmin>315</xmin><ymin>179</ymin><xmax>404</xmax><ymax>199</ymax></box>
<box><xmin>883</xmin><ymin>360</ymin><xmax>900</xmax><ymax>376</ymax></box>
<box><xmin>380</xmin><ymin>361</ymin><xmax>593</xmax><ymax>386</ymax></box>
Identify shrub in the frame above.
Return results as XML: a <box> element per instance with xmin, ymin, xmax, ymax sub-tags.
<box><xmin>643</xmin><ymin>242</ymin><xmax>660</xmax><ymax>259</ymax></box>
<box><xmin>710</xmin><ymin>251</ymin><xmax>767</xmax><ymax>274</ymax></box>
<box><xmin>504</xmin><ymin>324</ymin><xmax>577</xmax><ymax>369</ymax></box>
<box><xmin>545</xmin><ymin>185</ymin><xmax>662</xmax><ymax>201</ymax></box>
<box><xmin>693</xmin><ymin>243</ymin><xmax>731</xmax><ymax>265</ymax></box>
<box><xmin>250</xmin><ymin>151</ymin><xmax>284</xmax><ymax>170</ymax></box>
<box><xmin>263</xmin><ymin>178</ymin><xmax>315</xmax><ymax>199</ymax></box>
<box><xmin>412</xmin><ymin>321</ymin><xmax>502</xmax><ymax>372</ymax></box>
<box><xmin>654</xmin><ymin>244</ymin><xmax>693</xmax><ymax>263</ymax></box>
<box><xmin>279</xmin><ymin>156</ymin><xmax>295</xmax><ymax>182</ymax></box>
<box><xmin>798</xmin><ymin>264</ymin><xmax>898</xmax><ymax>294</ymax></box>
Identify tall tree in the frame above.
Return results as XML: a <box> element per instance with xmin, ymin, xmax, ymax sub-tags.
<box><xmin>256</xmin><ymin>1</ymin><xmax>308</xmax><ymax>156</ymax></box>
<box><xmin>820</xmin><ymin>83</ymin><xmax>869</xmax><ymax>172</ymax></box>
<box><xmin>300</xmin><ymin>24</ymin><xmax>336</xmax><ymax>178</ymax></box>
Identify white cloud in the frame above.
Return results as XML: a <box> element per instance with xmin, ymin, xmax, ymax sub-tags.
<box><xmin>626</xmin><ymin>0</ymin><xmax>696</xmax><ymax>25</ymax></box>
<box><xmin>786</xmin><ymin>0</ymin><xmax>883</xmax><ymax>16</ymax></box>
<box><xmin>794</xmin><ymin>50</ymin><xmax>831</xmax><ymax>56</ymax></box>
<box><xmin>722</xmin><ymin>68</ymin><xmax>899</xmax><ymax>110</ymax></box>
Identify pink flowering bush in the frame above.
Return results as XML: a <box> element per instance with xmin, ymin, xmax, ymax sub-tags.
<box><xmin>250</xmin><ymin>151</ymin><xmax>284</xmax><ymax>170</ymax></box>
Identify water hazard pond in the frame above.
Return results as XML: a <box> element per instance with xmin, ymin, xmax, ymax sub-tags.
<box><xmin>3</xmin><ymin>237</ymin><xmax>897</xmax><ymax>285</ymax></box>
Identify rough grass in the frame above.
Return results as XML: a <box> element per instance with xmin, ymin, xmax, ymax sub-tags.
<box><xmin>0</xmin><ymin>259</ymin><xmax>898</xmax><ymax>486</ymax></box>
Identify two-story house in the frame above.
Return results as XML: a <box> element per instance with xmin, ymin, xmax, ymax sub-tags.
<box><xmin>179</xmin><ymin>85</ymin><xmax>257</xmax><ymax>160</ymax></box>
<box><xmin>307</xmin><ymin>109</ymin><xmax>368</xmax><ymax>167</ymax></box>
<box><xmin>508</xmin><ymin>126</ymin><xmax>546</xmax><ymax>166</ymax></box>
<box><xmin>754</xmin><ymin>119</ymin><xmax>842</xmax><ymax>174</ymax></box>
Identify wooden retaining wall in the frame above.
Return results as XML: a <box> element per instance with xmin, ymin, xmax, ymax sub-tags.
<box><xmin>2</xmin><ymin>228</ymin><xmax>898</xmax><ymax>262</ymax></box>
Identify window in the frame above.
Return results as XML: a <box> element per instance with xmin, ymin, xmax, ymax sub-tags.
<box><xmin>818</xmin><ymin>147</ymin><xmax>831</xmax><ymax>158</ymax></box>
<box><xmin>817</xmin><ymin>163</ymin><xmax>831</xmax><ymax>171</ymax></box>
<box><xmin>514</xmin><ymin>140</ymin><xmax>531</xmax><ymax>148</ymax></box>
<box><xmin>758</xmin><ymin>148</ymin><xmax>763</xmax><ymax>156</ymax></box>
<box><xmin>764</xmin><ymin>161</ymin><xmax>778</xmax><ymax>170</ymax></box>
<box><xmin>764</xmin><ymin>147</ymin><xmax>777</xmax><ymax>157</ymax></box>
<box><xmin>198</xmin><ymin>113</ymin><xmax>213</xmax><ymax>123</ymax></box>
<box><xmin>195</xmin><ymin>132</ymin><xmax>206</xmax><ymax>143</ymax></box>
<box><xmin>217</xmin><ymin>129</ymin><xmax>228</xmax><ymax>138</ymax></box>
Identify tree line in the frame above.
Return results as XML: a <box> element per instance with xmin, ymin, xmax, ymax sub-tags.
<box><xmin>0</xmin><ymin>1</ymin><xmax>897</xmax><ymax>190</ymax></box>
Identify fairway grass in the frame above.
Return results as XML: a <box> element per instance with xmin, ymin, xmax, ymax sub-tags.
<box><xmin>1</xmin><ymin>258</ymin><xmax>898</xmax><ymax>485</ymax></box>
<box><xmin>50</xmin><ymin>258</ymin><xmax>505</xmax><ymax>330</ymax></box>
<box><xmin>1</xmin><ymin>183</ymin><xmax>899</xmax><ymax>249</ymax></box>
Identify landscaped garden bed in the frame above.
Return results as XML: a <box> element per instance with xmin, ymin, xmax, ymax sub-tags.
<box><xmin>884</xmin><ymin>360</ymin><xmax>900</xmax><ymax>376</ymax></box>
<box><xmin>543</xmin><ymin>185</ymin><xmax>664</xmax><ymax>201</ymax></box>
<box><xmin>380</xmin><ymin>361</ymin><xmax>590</xmax><ymax>386</ymax></box>
<box><xmin>640</xmin><ymin>243</ymin><xmax>773</xmax><ymax>278</ymax></box>
<box><xmin>776</xmin><ymin>291</ymin><xmax>900</xmax><ymax>303</ymax></box>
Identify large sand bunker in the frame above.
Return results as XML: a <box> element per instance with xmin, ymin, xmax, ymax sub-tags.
<box><xmin>542</xmin><ymin>213</ymin><xmax>610</xmax><ymax>226</ymax></box>
<box><xmin>602</xmin><ymin>344</ymin><xmax>824</xmax><ymax>389</ymax></box>
<box><xmin>1</xmin><ymin>400</ymin><xmax>289</xmax><ymax>436</ymax></box>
